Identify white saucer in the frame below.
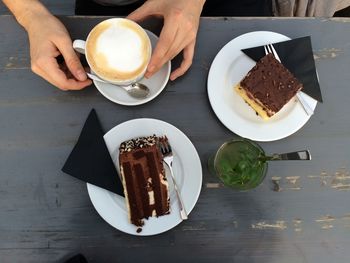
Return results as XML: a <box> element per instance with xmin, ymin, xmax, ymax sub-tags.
<box><xmin>207</xmin><ymin>31</ymin><xmax>317</xmax><ymax>142</ymax></box>
<box><xmin>93</xmin><ymin>30</ymin><xmax>171</xmax><ymax>106</ymax></box>
<box><xmin>87</xmin><ymin>118</ymin><xmax>202</xmax><ymax>236</ymax></box>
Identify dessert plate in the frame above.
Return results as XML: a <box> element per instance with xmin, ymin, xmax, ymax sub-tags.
<box><xmin>207</xmin><ymin>31</ymin><xmax>317</xmax><ymax>141</ymax></box>
<box><xmin>87</xmin><ymin>118</ymin><xmax>202</xmax><ymax>236</ymax></box>
<box><xmin>93</xmin><ymin>30</ymin><xmax>171</xmax><ymax>106</ymax></box>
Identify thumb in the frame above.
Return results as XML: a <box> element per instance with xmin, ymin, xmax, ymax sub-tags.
<box><xmin>57</xmin><ymin>39</ymin><xmax>87</xmax><ymax>81</ymax></box>
<box><xmin>127</xmin><ymin>3</ymin><xmax>154</xmax><ymax>22</ymax></box>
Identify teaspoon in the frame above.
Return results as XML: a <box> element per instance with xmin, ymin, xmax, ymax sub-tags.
<box><xmin>86</xmin><ymin>72</ymin><xmax>150</xmax><ymax>99</ymax></box>
<box><xmin>259</xmin><ymin>150</ymin><xmax>311</xmax><ymax>162</ymax></box>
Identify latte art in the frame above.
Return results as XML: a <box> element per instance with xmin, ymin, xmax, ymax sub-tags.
<box><xmin>86</xmin><ymin>19</ymin><xmax>151</xmax><ymax>84</ymax></box>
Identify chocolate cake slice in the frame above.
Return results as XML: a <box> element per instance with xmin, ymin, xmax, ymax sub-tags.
<box><xmin>119</xmin><ymin>135</ymin><xmax>170</xmax><ymax>229</ymax></box>
<box><xmin>235</xmin><ymin>53</ymin><xmax>303</xmax><ymax>120</ymax></box>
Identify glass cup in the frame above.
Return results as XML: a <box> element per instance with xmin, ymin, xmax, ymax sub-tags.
<box><xmin>208</xmin><ymin>139</ymin><xmax>268</xmax><ymax>190</ymax></box>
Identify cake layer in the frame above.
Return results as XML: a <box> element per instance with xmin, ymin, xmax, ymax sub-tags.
<box><xmin>235</xmin><ymin>84</ymin><xmax>271</xmax><ymax>120</ymax></box>
<box><xmin>119</xmin><ymin>135</ymin><xmax>170</xmax><ymax>228</ymax></box>
<box><xmin>237</xmin><ymin>53</ymin><xmax>303</xmax><ymax>118</ymax></box>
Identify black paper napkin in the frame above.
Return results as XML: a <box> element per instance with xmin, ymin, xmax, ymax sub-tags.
<box><xmin>62</xmin><ymin>109</ymin><xmax>124</xmax><ymax>196</ymax></box>
<box><xmin>241</xmin><ymin>36</ymin><xmax>323</xmax><ymax>102</ymax></box>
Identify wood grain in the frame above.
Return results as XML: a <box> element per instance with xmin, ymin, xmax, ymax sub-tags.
<box><xmin>1</xmin><ymin>16</ymin><xmax>350</xmax><ymax>263</ymax></box>
<box><xmin>0</xmin><ymin>0</ymin><xmax>75</xmax><ymax>15</ymax></box>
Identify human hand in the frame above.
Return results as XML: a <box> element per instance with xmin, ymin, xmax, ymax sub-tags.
<box><xmin>127</xmin><ymin>0</ymin><xmax>205</xmax><ymax>81</ymax></box>
<box><xmin>26</xmin><ymin>14</ymin><xmax>91</xmax><ymax>90</ymax></box>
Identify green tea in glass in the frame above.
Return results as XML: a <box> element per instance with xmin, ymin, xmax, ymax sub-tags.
<box><xmin>209</xmin><ymin>139</ymin><xmax>267</xmax><ymax>190</ymax></box>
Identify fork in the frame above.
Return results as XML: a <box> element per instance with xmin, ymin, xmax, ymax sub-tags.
<box><xmin>159</xmin><ymin>136</ymin><xmax>188</xmax><ymax>220</ymax></box>
<box><xmin>264</xmin><ymin>44</ymin><xmax>314</xmax><ymax>116</ymax></box>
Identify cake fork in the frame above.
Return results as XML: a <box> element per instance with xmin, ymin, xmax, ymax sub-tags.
<box><xmin>264</xmin><ymin>43</ymin><xmax>314</xmax><ymax>116</ymax></box>
<box><xmin>159</xmin><ymin>136</ymin><xmax>188</xmax><ymax>220</ymax></box>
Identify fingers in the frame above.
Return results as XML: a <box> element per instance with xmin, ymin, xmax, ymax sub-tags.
<box><xmin>32</xmin><ymin>56</ymin><xmax>91</xmax><ymax>91</ymax></box>
<box><xmin>145</xmin><ymin>9</ymin><xmax>198</xmax><ymax>79</ymax></box>
<box><xmin>145</xmin><ymin>19</ymin><xmax>179</xmax><ymax>78</ymax></box>
<box><xmin>127</xmin><ymin>2</ymin><xmax>154</xmax><ymax>22</ymax></box>
<box><xmin>26</xmin><ymin>14</ymin><xmax>91</xmax><ymax>91</ymax></box>
<box><xmin>129</xmin><ymin>1</ymin><xmax>200</xmax><ymax>80</ymax></box>
<box><xmin>170</xmin><ymin>41</ymin><xmax>195</xmax><ymax>81</ymax></box>
<box><xmin>56</xmin><ymin>38</ymin><xmax>88</xmax><ymax>82</ymax></box>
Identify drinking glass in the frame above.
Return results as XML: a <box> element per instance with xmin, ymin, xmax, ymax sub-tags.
<box><xmin>208</xmin><ymin>139</ymin><xmax>268</xmax><ymax>190</ymax></box>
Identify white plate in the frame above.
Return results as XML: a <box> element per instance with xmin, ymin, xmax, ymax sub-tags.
<box><xmin>207</xmin><ymin>31</ymin><xmax>317</xmax><ymax>142</ymax></box>
<box><xmin>93</xmin><ymin>30</ymin><xmax>171</xmax><ymax>106</ymax></box>
<box><xmin>87</xmin><ymin>118</ymin><xmax>202</xmax><ymax>236</ymax></box>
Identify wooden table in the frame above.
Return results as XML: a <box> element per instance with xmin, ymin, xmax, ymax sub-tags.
<box><xmin>1</xmin><ymin>15</ymin><xmax>350</xmax><ymax>263</ymax></box>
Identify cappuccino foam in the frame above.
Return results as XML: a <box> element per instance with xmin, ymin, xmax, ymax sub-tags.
<box><xmin>87</xmin><ymin>19</ymin><xmax>151</xmax><ymax>82</ymax></box>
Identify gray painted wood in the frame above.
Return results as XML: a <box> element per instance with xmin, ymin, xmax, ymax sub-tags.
<box><xmin>1</xmin><ymin>15</ymin><xmax>350</xmax><ymax>263</ymax></box>
<box><xmin>0</xmin><ymin>0</ymin><xmax>75</xmax><ymax>15</ymax></box>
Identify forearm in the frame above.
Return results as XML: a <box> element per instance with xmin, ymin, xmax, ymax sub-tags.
<box><xmin>2</xmin><ymin>0</ymin><xmax>51</xmax><ymax>31</ymax></box>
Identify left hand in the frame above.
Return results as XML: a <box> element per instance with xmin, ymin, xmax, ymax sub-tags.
<box><xmin>127</xmin><ymin>0</ymin><xmax>205</xmax><ymax>81</ymax></box>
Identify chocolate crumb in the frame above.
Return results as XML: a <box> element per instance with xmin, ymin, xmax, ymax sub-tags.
<box><xmin>137</xmin><ymin>228</ymin><xmax>142</xmax><ymax>233</ymax></box>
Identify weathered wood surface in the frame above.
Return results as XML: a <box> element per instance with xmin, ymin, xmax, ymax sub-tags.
<box><xmin>1</xmin><ymin>16</ymin><xmax>350</xmax><ymax>263</ymax></box>
<box><xmin>0</xmin><ymin>0</ymin><xmax>75</xmax><ymax>15</ymax></box>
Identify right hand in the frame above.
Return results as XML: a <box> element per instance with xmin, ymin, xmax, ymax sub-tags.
<box><xmin>127</xmin><ymin>0</ymin><xmax>205</xmax><ymax>81</ymax></box>
<box><xmin>26</xmin><ymin>14</ymin><xmax>91</xmax><ymax>90</ymax></box>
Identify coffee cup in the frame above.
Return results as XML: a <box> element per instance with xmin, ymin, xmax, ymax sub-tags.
<box><xmin>73</xmin><ymin>18</ymin><xmax>152</xmax><ymax>86</ymax></box>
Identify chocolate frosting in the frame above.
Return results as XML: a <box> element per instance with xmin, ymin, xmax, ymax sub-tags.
<box><xmin>119</xmin><ymin>136</ymin><xmax>170</xmax><ymax>228</ymax></box>
<box><xmin>240</xmin><ymin>54</ymin><xmax>303</xmax><ymax>113</ymax></box>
